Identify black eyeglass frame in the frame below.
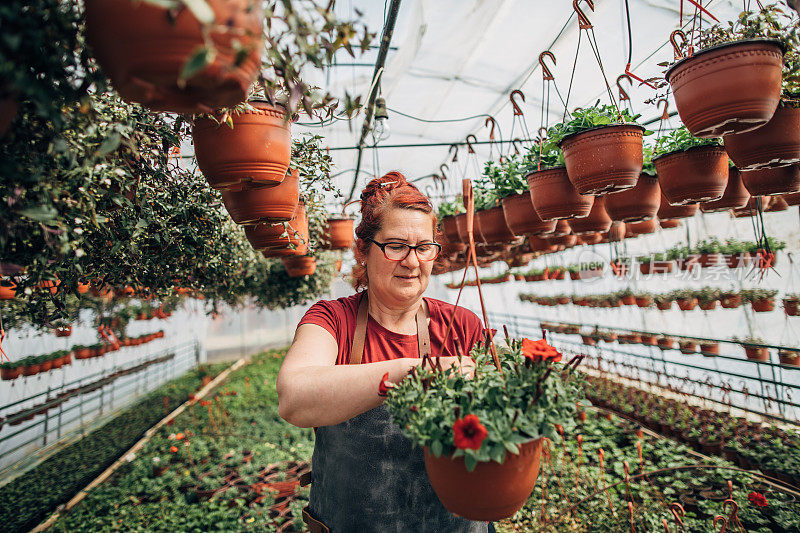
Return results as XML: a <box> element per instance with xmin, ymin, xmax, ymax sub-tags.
<box><xmin>365</xmin><ymin>238</ymin><xmax>441</xmax><ymax>262</ymax></box>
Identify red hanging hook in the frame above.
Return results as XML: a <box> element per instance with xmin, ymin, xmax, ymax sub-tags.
<box><xmin>617</xmin><ymin>74</ymin><xmax>632</xmax><ymax>102</ymax></box>
<box><xmin>448</xmin><ymin>143</ymin><xmax>459</xmax><ymax>162</ymax></box>
<box><xmin>511</xmin><ymin>138</ymin><xmax>523</xmax><ymax>155</ymax></box>
<box><xmin>510</xmin><ymin>90</ymin><xmax>526</xmax><ymax>116</ymax></box>
<box><xmin>539</xmin><ymin>51</ymin><xmax>556</xmax><ymax>81</ymax></box>
<box><xmin>484</xmin><ymin>116</ymin><xmax>498</xmax><ymax>140</ymax></box>
<box><xmin>670</xmin><ymin>30</ymin><xmax>692</xmax><ymax>60</ymax></box>
<box><xmin>573</xmin><ymin>0</ymin><xmax>594</xmax><ymax>29</ymax></box>
<box><xmin>657</xmin><ymin>98</ymin><xmax>670</xmax><ymax>121</ymax></box>
<box><xmin>439</xmin><ymin>163</ymin><xmax>449</xmax><ymax>181</ymax></box>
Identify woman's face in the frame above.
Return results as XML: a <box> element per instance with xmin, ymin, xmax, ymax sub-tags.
<box><xmin>365</xmin><ymin>207</ymin><xmax>436</xmax><ymax>308</ymax></box>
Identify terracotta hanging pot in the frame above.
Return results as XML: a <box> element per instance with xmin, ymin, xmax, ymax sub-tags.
<box><xmin>740</xmin><ymin>164</ymin><xmax>800</xmax><ymax>196</ymax></box>
<box><xmin>604</xmin><ymin>173</ymin><xmax>660</xmax><ymax>222</ymax></box>
<box><xmin>440</xmin><ymin>236</ymin><xmax>466</xmax><ymax>259</ymax></box>
<box><xmin>281</xmin><ymin>256</ymin><xmax>316</xmax><ymax>277</ymax></box>
<box><xmin>527</xmin><ymin>167</ymin><xmax>594</xmax><ymax>221</ymax></box>
<box><xmin>559</xmin><ymin>124</ymin><xmax>645</xmax><ymax>194</ymax></box>
<box><xmin>546</xmin><ymin>227</ymin><xmax>577</xmax><ymax>247</ymax></box>
<box><xmin>476</xmin><ymin>207</ymin><xmax>516</xmax><ymax>244</ymax></box>
<box><xmin>548</xmin><ymin>219</ymin><xmax>571</xmax><ymax>238</ymax></box>
<box><xmin>221</xmin><ymin>168</ymin><xmax>299</xmax><ymax>225</ymax></box>
<box><xmin>577</xmin><ymin>232</ymin><xmax>603</xmax><ymax>245</ymax></box>
<box><xmin>441</xmin><ymin>215</ymin><xmax>464</xmax><ymax>243</ymax></box>
<box><xmin>659</xmin><ymin>218</ymin><xmax>681</xmax><ymax>229</ymax></box>
<box><xmin>607</xmin><ymin>222</ymin><xmax>626</xmax><ymax>242</ymax></box>
<box><xmin>84</xmin><ymin>0</ymin><xmax>263</xmax><ymax>114</ymax></box>
<box><xmin>723</xmin><ymin>103</ymin><xmax>800</xmax><ymax>170</ymax></box>
<box><xmin>194</xmin><ymin>101</ymin><xmax>291</xmax><ymax>190</ymax></box>
<box><xmin>247</xmin><ymin>202</ymin><xmax>308</xmax><ymax>256</ymax></box>
<box><xmin>627</xmin><ymin>219</ymin><xmax>657</xmax><ymax>236</ymax></box>
<box><xmin>783</xmin><ymin>191</ymin><xmax>800</xmax><ymax>205</ymax></box>
<box><xmin>568</xmin><ymin>196</ymin><xmax>612</xmax><ymax>235</ymax></box>
<box><xmin>528</xmin><ymin>236</ymin><xmax>558</xmax><ymax>253</ymax></box>
<box><xmin>700</xmin><ymin>167</ymin><xmax>751</xmax><ymax>212</ymax></box>
<box><xmin>654</xmin><ymin>146</ymin><xmax>729</xmax><ymax>205</ymax></box>
<box><xmin>500</xmin><ymin>193</ymin><xmax>556</xmax><ymax>236</ymax></box>
<box><xmin>424</xmin><ymin>438</ymin><xmax>543</xmax><ymax>521</ymax></box>
<box><xmin>765</xmin><ymin>194</ymin><xmax>788</xmax><ymax>212</ymax></box>
<box><xmin>665</xmin><ymin>39</ymin><xmax>784</xmax><ymax>138</ymax></box>
<box><xmin>657</xmin><ymin>192</ymin><xmax>699</xmax><ymax>220</ymax></box>
<box><xmin>455</xmin><ymin>213</ymin><xmax>487</xmax><ymax>244</ymax></box>
<box><xmin>324</xmin><ymin>217</ymin><xmax>355</xmax><ymax>250</ymax></box>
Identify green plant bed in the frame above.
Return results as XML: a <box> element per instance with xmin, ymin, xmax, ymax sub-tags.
<box><xmin>498</xmin><ymin>407</ymin><xmax>800</xmax><ymax>532</ymax></box>
<box><xmin>0</xmin><ymin>362</ymin><xmax>227</xmax><ymax>533</ymax></box>
<box><xmin>51</xmin><ymin>350</ymin><xmax>314</xmax><ymax>532</ymax></box>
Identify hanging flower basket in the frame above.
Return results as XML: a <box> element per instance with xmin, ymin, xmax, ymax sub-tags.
<box><xmin>700</xmin><ymin>342</ymin><xmax>720</xmax><ymax>357</ymax></box>
<box><xmin>527</xmin><ymin>167</ymin><xmax>593</xmax><ymax>221</ymax></box>
<box><xmin>441</xmin><ymin>215</ymin><xmax>464</xmax><ymax>244</ymax></box>
<box><xmin>0</xmin><ymin>364</ymin><xmax>21</xmax><ymax>381</ymax></box>
<box><xmin>281</xmin><ymin>256</ymin><xmax>316</xmax><ymax>277</ymax></box>
<box><xmin>567</xmin><ymin>196</ymin><xmax>612</xmax><ymax>235</ymax></box>
<box><xmin>603</xmin><ymin>173</ymin><xmax>660</xmax><ymax>222</ymax></box>
<box><xmin>779</xmin><ymin>349</ymin><xmax>800</xmax><ymax>367</ymax></box>
<box><xmin>784</xmin><ymin>297</ymin><xmax>800</xmax><ymax>317</ymax></box>
<box><xmin>641</xmin><ymin>334</ymin><xmax>659</xmax><ymax>346</ymax></box>
<box><xmin>500</xmin><ymin>193</ymin><xmax>556</xmax><ymax>236</ymax></box>
<box><xmin>249</xmin><ymin>202</ymin><xmax>309</xmax><ymax>257</ymax></box>
<box><xmin>559</xmin><ymin>124</ymin><xmax>645</xmax><ymax>195</ymax></box>
<box><xmin>654</xmin><ymin>146</ymin><xmax>729</xmax><ymax>205</ymax></box>
<box><xmin>700</xmin><ymin>167</ymin><xmax>750</xmax><ymax>212</ymax></box>
<box><xmin>476</xmin><ymin>207</ymin><xmax>517</xmax><ymax>244</ymax></box>
<box><xmin>740</xmin><ymin>164</ymin><xmax>800</xmax><ymax>197</ymax></box>
<box><xmin>323</xmin><ymin>217</ymin><xmax>355</xmax><ymax>250</ymax></box>
<box><xmin>545</xmin><ymin>233</ymin><xmax>577</xmax><ymax>248</ymax></box>
<box><xmin>626</xmin><ymin>219</ymin><xmax>657</xmax><ymax>236</ymax></box>
<box><xmin>84</xmin><ymin>0</ymin><xmax>263</xmax><ymax>114</ymax></box>
<box><xmin>455</xmin><ymin>213</ymin><xmax>487</xmax><ymax>244</ymax></box>
<box><xmin>723</xmin><ymin>102</ymin><xmax>800</xmax><ymax>170</ymax></box>
<box><xmin>751</xmin><ymin>298</ymin><xmax>775</xmax><ymax>313</ymax></box>
<box><xmin>743</xmin><ymin>344</ymin><xmax>770</xmax><ymax>362</ymax></box>
<box><xmin>221</xmin><ymin>168</ymin><xmax>299</xmax><ymax>225</ymax></box>
<box><xmin>657</xmin><ymin>336</ymin><xmax>676</xmax><ymax>350</ymax></box>
<box><xmin>665</xmin><ymin>39</ymin><xmax>784</xmax><ymax>138</ymax></box>
<box><xmin>194</xmin><ymin>102</ymin><xmax>291</xmax><ymax>190</ymax></box>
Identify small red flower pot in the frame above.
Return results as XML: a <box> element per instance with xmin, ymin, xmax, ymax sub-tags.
<box><xmin>779</xmin><ymin>349</ymin><xmax>800</xmax><ymax>367</ymax></box>
<box><xmin>676</xmin><ymin>298</ymin><xmax>698</xmax><ymax>311</ymax></box>
<box><xmin>1</xmin><ymin>366</ymin><xmax>21</xmax><ymax>380</ymax></box>
<box><xmin>751</xmin><ymin>298</ymin><xmax>775</xmax><ymax>312</ymax></box>
<box><xmin>699</xmin><ymin>300</ymin><xmax>718</xmax><ymax>311</ymax></box>
<box><xmin>744</xmin><ymin>346</ymin><xmax>770</xmax><ymax>362</ymax></box>
<box><xmin>656</xmin><ymin>300</ymin><xmax>673</xmax><ymax>311</ymax></box>
<box><xmin>720</xmin><ymin>294</ymin><xmax>742</xmax><ymax>308</ymax></box>
<box><xmin>640</xmin><ymin>335</ymin><xmax>659</xmax><ymax>346</ymax></box>
<box><xmin>621</xmin><ymin>295</ymin><xmax>636</xmax><ymax>306</ymax></box>
<box><xmin>657</xmin><ymin>338</ymin><xmax>676</xmax><ymax>350</ymax></box>
<box><xmin>423</xmin><ymin>438</ymin><xmax>543</xmax><ymax>521</ymax></box>
<box><xmin>635</xmin><ymin>296</ymin><xmax>653</xmax><ymax>308</ymax></box>
<box><xmin>21</xmin><ymin>363</ymin><xmax>41</xmax><ymax>376</ymax></box>
<box><xmin>679</xmin><ymin>342</ymin><xmax>698</xmax><ymax>355</ymax></box>
<box><xmin>784</xmin><ymin>298</ymin><xmax>800</xmax><ymax>316</ymax></box>
<box><xmin>700</xmin><ymin>343</ymin><xmax>720</xmax><ymax>357</ymax></box>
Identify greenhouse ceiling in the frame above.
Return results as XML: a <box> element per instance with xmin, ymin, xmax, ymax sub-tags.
<box><xmin>289</xmin><ymin>0</ymin><xmax>747</xmax><ymax>202</ymax></box>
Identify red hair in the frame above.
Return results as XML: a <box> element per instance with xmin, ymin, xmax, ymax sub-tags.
<box><xmin>352</xmin><ymin>171</ymin><xmax>438</xmax><ymax>289</ymax></box>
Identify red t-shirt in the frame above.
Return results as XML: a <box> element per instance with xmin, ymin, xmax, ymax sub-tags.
<box><xmin>298</xmin><ymin>292</ymin><xmax>486</xmax><ymax>365</ymax></box>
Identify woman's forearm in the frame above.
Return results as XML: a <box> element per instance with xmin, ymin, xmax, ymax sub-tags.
<box><xmin>277</xmin><ymin>358</ymin><xmax>416</xmax><ymax>428</ymax></box>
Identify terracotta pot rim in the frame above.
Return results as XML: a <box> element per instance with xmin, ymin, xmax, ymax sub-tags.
<box><xmin>665</xmin><ymin>38</ymin><xmax>785</xmax><ymax>82</ymax></box>
<box><xmin>558</xmin><ymin>122</ymin><xmax>645</xmax><ymax>147</ymax></box>
<box><xmin>653</xmin><ymin>143</ymin><xmax>725</xmax><ymax>163</ymax></box>
<box><xmin>524</xmin><ymin>166</ymin><xmax>567</xmax><ymax>180</ymax></box>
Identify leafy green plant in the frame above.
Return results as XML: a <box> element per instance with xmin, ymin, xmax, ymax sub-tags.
<box><xmin>654</xmin><ymin>126</ymin><xmax>721</xmax><ymax>156</ymax></box>
<box><xmin>520</xmin><ymin>137</ymin><xmax>565</xmax><ymax>173</ymax></box>
<box><xmin>385</xmin><ymin>338</ymin><xmax>586</xmax><ymax>471</ymax></box>
<box><xmin>546</xmin><ymin>104</ymin><xmax>651</xmax><ymax>145</ymax></box>
<box><xmin>437</xmin><ymin>198</ymin><xmax>465</xmax><ymax>219</ymax></box>
<box><xmin>642</xmin><ymin>144</ymin><xmax>657</xmax><ymax>175</ymax></box>
<box><xmin>483</xmin><ymin>155</ymin><xmax>528</xmax><ymax>199</ymax></box>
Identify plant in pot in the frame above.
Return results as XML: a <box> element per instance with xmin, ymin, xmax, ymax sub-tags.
<box><xmin>498</xmin><ymin>154</ymin><xmax>556</xmax><ymax>236</ymax></box>
<box><xmin>696</xmin><ymin>237</ymin><xmax>725</xmax><ymax>267</ymax></box>
<box><xmin>548</xmin><ymin>104</ymin><xmax>649</xmax><ymax>194</ymax></box>
<box><xmin>438</xmin><ymin>198</ymin><xmax>467</xmax><ymax>251</ymax></box>
<box><xmin>723</xmin><ymin>238</ymin><xmax>753</xmax><ymax>268</ymax></box>
<box><xmin>0</xmin><ymin>360</ymin><xmax>22</xmax><ymax>381</ymax></box>
<box><xmin>671</xmin><ymin>289</ymin><xmax>698</xmax><ymax>311</ymax></box>
<box><xmin>653</xmin><ymin>126</ymin><xmax>729</xmax><ymax>205</ymax></box>
<box><xmin>654</xmin><ymin>294</ymin><xmax>673</xmax><ymax>311</ymax></box>
<box><xmin>525</xmin><ymin>132</ymin><xmax>594</xmax><ymax>221</ymax></box>
<box><xmin>664</xmin><ymin>12</ymin><xmax>784</xmax><ymax>139</ymax></box>
<box><xmin>710</xmin><ymin>7</ymin><xmax>800</xmax><ymax>177</ymax></box>
<box><xmin>473</xmin><ymin>168</ymin><xmax>517</xmax><ymax>244</ymax></box>
<box><xmin>735</xmin><ymin>336</ymin><xmax>771</xmax><ymax>362</ymax></box>
<box><xmin>633</xmin><ymin>291</ymin><xmax>653</xmax><ymax>308</ymax></box>
<box><xmin>384</xmin><ymin>336</ymin><xmax>586</xmax><ymax>521</ymax></box>
<box><xmin>679</xmin><ymin>338</ymin><xmax>698</xmax><ymax>354</ymax></box>
<box><xmin>657</xmin><ymin>335</ymin><xmax>676</xmax><ymax>350</ymax></box>
<box><xmin>741</xmin><ymin>288</ymin><xmax>778</xmax><ymax>312</ymax></box>
<box><xmin>604</xmin><ymin>144</ymin><xmax>661</xmax><ymax>221</ymax></box>
<box><xmin>784</xmin><ymin>292</ymin><xmax>800</xmax><ymax>316</ymax></box>
<box><xmin>638</xmin><ymin>253</ymin><xmax>673</xmax><ymax>275</ymax></box>
<box><xmin>778</xmin><ymin>347</ymin><xmax>800</xmax><ymax>367</ymax></box>
<box><xmin>719</xmin><ymin>289</ymin><xmax>743</xmax><ymax>309</ymax></box>
<box><xmin>696</xmin><ymin>287</ymin><xmax>720</xmax><ymax>311</ymax></box>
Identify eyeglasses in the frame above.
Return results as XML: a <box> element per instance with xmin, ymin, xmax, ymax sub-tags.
<box><xmin>366</xmin><ymin>238</ymin><xmax>441</xmax><ymax>262</ymax></box>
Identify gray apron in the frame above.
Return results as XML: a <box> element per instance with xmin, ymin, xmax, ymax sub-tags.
<box><xmin>305</xmin><ymin>293</ymin><xmax>488</xmax><ymax>532</ymax></box>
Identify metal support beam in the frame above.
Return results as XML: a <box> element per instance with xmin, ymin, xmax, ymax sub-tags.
<box><xmin>345</xmin><ymin>0</ymin><xmax>403</xmax><ymax>203</ymax></box>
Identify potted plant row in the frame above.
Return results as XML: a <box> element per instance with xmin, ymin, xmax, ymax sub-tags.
<box><xmin>1</xmin><ymin>350</ymin><xmax>73</xmax><ymax>380</ymax></box>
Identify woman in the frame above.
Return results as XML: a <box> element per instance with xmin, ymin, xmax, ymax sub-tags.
<box><xmin>277</xmin><ymin>172</ymin><xmax>490</xmax><ymax>532</ymax></box>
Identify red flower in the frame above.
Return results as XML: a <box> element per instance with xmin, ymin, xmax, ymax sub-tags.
<box><xmin>169</xmin><ymin>445</ymin><xmax>179</xmax><ymax>453</ymax></box>
<box><xmin>200</xmin><ymin>400</ymin><xmax>211</xmax><ymax>407</ymax></box>
<box><xmin>521</xmin><ymin>338</ymin><xmax>562</xmax><ymax>363</ymax></box>
<box><xmin>748</xmin><ymin>491</ymin><xmax>768</xmax><ymax>507</ymax></box>
<box><xmin>175</xmin><ymin>432</ymin><xmax>185</xmax><ymax>440</ymax></box>
<box><xmin>453</xmin><ymin>414</ymin><xmax>488</xmax><ymax>450</ymax></box>
<box><xmin>378</xmin><ymin>372</ymin><xmax>396</xmax><ymax>396</ymax></box>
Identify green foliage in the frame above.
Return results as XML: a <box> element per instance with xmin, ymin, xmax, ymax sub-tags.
<box><xmin>482</xmin><ymin>155</ymin><xmax>528</xmax><ymax>199</ymax></box>
<box><xmin>654</xmin><ymin>126</ymin><xmax>721</xmax><ymax>156</ymax></box>
<box><xmin>546</xmin><ymin>104</ymin><xmax>650</xmax><ymax>145</ymax></box>
<box><xmin>642</xmin><ymin>144</ymin><xmax>657</xmax><ymax>175</ymax></box>
<box><xmin>385</xmin><ymin>340</ymin><xmax>585</xmax><ymax>470</ymax></box>
<box><xmin>436</xmin><ymin>197</ymin><xmax>465</xmax><ymax>219</ymax></box>
<box><xmin>521</xmin><ymin>137</ymin><xmax>565</xmax><ymax>173</ymax></box>
<box><xmin>0</xmin><ymin>363</ymin><xmax>227</xmax><ymax>532</ymax></box>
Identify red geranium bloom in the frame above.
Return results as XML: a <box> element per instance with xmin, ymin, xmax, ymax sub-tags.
<box><xmin>169</xmin><ymin>445</ymin><xmax>179</xmax><ymax>453</ymax></box>
<box><xmin>521</xmin><ymin>338</ymin><xmax>562</xmax><ymax>363</ymax></box>
<box><xmin>748</xmin><ymin>491</ymin><xmax>768</xmax><ymax>507</ymax></box>
<box><xmin>378</xmin><ymin>372</ymin><xmax>394</xmax><ymax>397</ymax></box>
<box><xmin>175</xmin><ymin>432</ymin><xmax>185</xmax><ymax>440</ymax></box>
<box><xmin>453</xmin><ymin>414</ymin><xmax>488</xmax><ymax>450</ymax></box>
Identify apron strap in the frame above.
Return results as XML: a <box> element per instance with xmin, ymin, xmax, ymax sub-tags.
<box><xmin>348</xmin><ymin>292</ymin><xmax>431</xmax><ymax>365</ymax></box>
